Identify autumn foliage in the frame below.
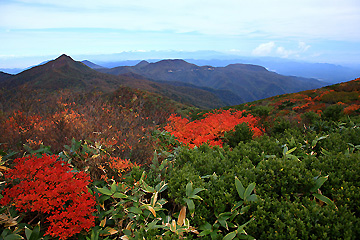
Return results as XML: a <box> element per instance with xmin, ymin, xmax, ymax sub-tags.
<box><xmin>164</xmin><ymin>109</ymin><xmax>263</xmax><ymax>148</ymax></box>
<box><xmin>0</xmin><ymin>154</ymin><xmax>96</xmax><ymax>239</ymax></box>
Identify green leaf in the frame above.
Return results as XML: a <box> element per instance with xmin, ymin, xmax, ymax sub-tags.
<box><xmin>112</xmin><ymin>192</ymin><xmax>128</xmax><ymax>199</ymax></box>
<box><xmin>198</xmin><ymin>229</ymin><xmax>212</xmax><ymax>237</ymax></box>
<box><xmin>238</xmin><ymin>234</ymin><xmax>256</xmax><ymax>240</ymax></box>
<box><xmin>286</xmin><ymin>147</ymin><xmax>297</xmax><ymax>155</ymax></box>
<box><xmin>157</xmin><ymin>198</ymin><xmax>168</xmax><ymax>206</ymax></box>
<box><xmin>218</xmin><ymin>212</ymin><xmax>232</xmax><ymax>221</ymax></box>
<box><xmin>321</xmin><ymin>148</ymin><xmax>331</xmax><ymax>156</ymax></box>
<box><xmin>128</xmin><ymin>206</ymin><xmax>143</xmax><ymax>215</ymax></box>
<box><xmin>313</xmin><ymin>193</ymin><xmax>337</xmax><ymax>209</ymax></box>
<box><xmin>218</xmin><ymin>219</ymin><xmax>229</xmax><ymax>230</ymax></box>
<box><xmin>24</xmin><ymin>227</ymin><xmax>32</xmax><ymax>240</ymax></box>
<box><xmin>89</xmin><ymin>226</ymin><xmax>100</xmax><ymax>240</ymax></box>
<box><xmin>146</xmin><ymin>220</ymin><xmax>161</xmax><ymax>230</ymax></box>
<box><xmin>231</xmin><ymin>201</ymin><xmax>244</xmax><ymax>211</ymax></box>
<box><xmin>192</xmin><ymin>187</ymin><xmax>205</xmax><ymax>196</ymax></box>
<box><xmin>189</xmin><ymin>195</ymin><xmax>203</xmax><ymax>201</ymax></box>
<box><xmin>97</xmin><ymin>187</ymin><xmax>113</xmax><ymax>196</ymax></box>
<box><xmin>186</xmin><ymin>182</ymin><xmax>193</xmax><ymax>198</ymax></box>
<box><xmin>184</xmin><ymin>198</ymin><xmax>195</xmax><ymax>213</ymax></box>
<box><xmin>235</xmin><ymin>177</ymin><xmax>245</xmax><ymax>200</ymax></box>
<box><xmin>4</xmin><ymin>234</ymin><xmax>24</xmax><ymax>240</ymax></box>
<box><xmin>310</xmin><ymin>175</ymin><xmax>328</xmax><ymax>192</ymax></box>
<box><xmin>282</xmin><ymin>145</ymin><xmax>288</xmax><ymax>156</ymax></box>
<box><xmin>200</xmin><ymin>222</ymin><xmax>212</xmax><ymax>231</ymax></box>
<box><xmin>110</xmin><ymin>182</ymin><xmax>117</xmax><ymax>194</ymax></box>
<box><xmin>29</xmin><ymin>224</ymin><xmax>40</xmax><ymax>240</ymax></box>
<box><xmin>150</xmin><ymin>192</ymin><xmax>158</xmax><ymax>206</ymax></box>
<box><xmin>240</xmin><ymin>205</ymin><xmax>251</xmax><ymax>214</ymax></box>
<box><xmin>141</xmin><ymin>180</ymin><xmax>155</xmax><ymax>193</ymax></box>
<box><xmin>223</xmin><ymin>231</ymin><xmax>237</xmax><ymax>240</ymax></box>
<box><xmin>287</xmin><ymin>154</ymin><xmax>300</xmax><ymax>161</ymax></box>
<box><xmin>246</xmin><ymin>194</ymin><xmax>258</xmax><ymax>202</ymax></box>
<box><xmin>312</xmin><ymin>135</ymin><xmax>328</xmax><ymax>148</ymax></box>
<box><xmin>155</xmin><ymin>181</ymin><xmax>168</xmax><ymax>193</ymax></box>
<box><xmin>244</xmin><ymin>183</ymin><xmax>256</xmax><ymax>200</ymax></box>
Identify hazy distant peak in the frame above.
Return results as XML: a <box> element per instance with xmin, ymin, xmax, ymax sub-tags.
<box><xmin>82</xmin><ymin>60</ymin><xmax>106</xmax><ymax>69</ymax></box>
<box><xmin>135</xmin><ymin>60</ymin><xmax>150</xmax><ymax>68</ymax></box>
<box><xmin>225</xmin><ymin>63</ymin><xmax>268</xmax><ymax>72</ymax></box>
<box><xmin>151</xmin><ymin>59</ymin><xmax>196</xmax><ymax>69</ymax></box>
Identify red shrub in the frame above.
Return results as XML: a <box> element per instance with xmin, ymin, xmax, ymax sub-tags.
<box><xmin>0</xmin><ymin>154</ymin><xmax>96</xmax><ymax>239</ymax></box>
<box><xmin>344</xmin><ymin>104</ymin><xmax>360</xmax><ymax>115</ymax></box>
<box><xmin>164</xmin><ymin>109</ymin><xmax>263</xmax><ymax>148</ymax></box>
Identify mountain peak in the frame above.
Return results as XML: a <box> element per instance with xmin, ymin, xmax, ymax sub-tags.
<box><xmin>135</xmin><ymin>60</ymin><xmax>150</xmax><ymax>68</ymax></box>
<box><xmin>48</xmin><ymin>54</ymin><xmax>75</xmax><ymax>68</ymax></box>
<box><xmin>225</xmin><ymin>63</ymin><xmax>268</xmax><ymax>72</ymax></box>
<box><xmin>152</xmin><ymin>59</ymin><xmax>196</xmax><ymax>70</ymax></box>
<box><xmin>57</xmin><ymin>54</ymin><xmax>73</xmax><ymax>60</ymax></box>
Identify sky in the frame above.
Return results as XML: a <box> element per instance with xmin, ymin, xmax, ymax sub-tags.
<box><xmin>1</xmin><ymin>0</ymin><xmax>360</xmax><ymax>68</ymax></box>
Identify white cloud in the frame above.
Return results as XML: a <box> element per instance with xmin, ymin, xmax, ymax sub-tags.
<box><xmin>298</xmin><ymin>41</ymin><xmax>311</xmax><ymax>52</ymax></box>
<box><xmin>276</xmin><ymin>47</ymin><xmax>295</xmax><ymax>58</ymax></box>
<box><xmin>252</xmin><ymin>42</ymin><xmax>276</xmax><ymax>56</ymax></box>
<box><xmin>276</xmin><ymin>41</ymin><xmax>311</xmax><ymax>58</ymax></box>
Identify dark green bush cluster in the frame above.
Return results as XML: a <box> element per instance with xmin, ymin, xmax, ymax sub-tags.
<box><xmin>224</xmin><ymin>123</ymin><xmax>254</xmax><ymax>147</ymax></box>
<box><xmin>165</xmin><ymin>118</ymin><xmax>360</xmax><ymax>239</ymax></box>
<box><xmin>321</xmin><ymin>104</ymin><xmax>344</xmax><ymax>121</ymax></box>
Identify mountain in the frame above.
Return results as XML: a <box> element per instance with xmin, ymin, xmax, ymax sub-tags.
<box><xmin>0</xmin><ymin>54</ymin><xmax>226</xmax><ymax>109</ymax></box>
<box><xmin>0</xmin><ymin>68</ymin><xmax>23</xmax><ymax>74</ymax></box>
<box><xmin>73</xmin><ymin>51</ymin><xmax>359</xmax><ymax>83</ymax></box>
<box><xmin>230</xmin><ymin>58</ymin><xmax>360</xmax><ymax>84</ymax></box>
<box><xmin>98</xmin><ymin>59</ymin><xmax>327</xmax><ymax>104</ymax></box>
<box><xmin>0</xmin><ymin>71</ymin><xmax>13</xmax><ymax>82</ymax></box>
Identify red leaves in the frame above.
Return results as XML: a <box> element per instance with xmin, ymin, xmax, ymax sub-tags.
<box><xmin>344</xmin><ymin>104</ymin><xmax>360</xmax><ymax>115</ymax></box>
<box><xmin>0</xmin><ymin>154</ymin><xmax>96</xmax><ymax>240</ymax></box>
<box><xmin>164</xmin><ymin>109</ymin><xmax>263</xmax><ymax>148</ymax></box>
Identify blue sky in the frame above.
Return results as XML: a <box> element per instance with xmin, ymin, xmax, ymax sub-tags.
<box><xmin>1</xmin><ymin>0</ymin><xmax>360</xmax><ymax>68</ymax></box>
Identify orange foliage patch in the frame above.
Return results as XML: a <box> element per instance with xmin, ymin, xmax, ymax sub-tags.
<box><xmin>344</xmin><ymin>104</ymin><xmax>360</xmax><ymax>115</ymax></box>
<box><xmin>164</xmin><ymin>109</ymin><xmax>263</xmax><ymax>148</ymax></box>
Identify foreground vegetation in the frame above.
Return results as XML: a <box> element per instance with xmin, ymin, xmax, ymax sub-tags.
<box><xmin>1</xmin><ymin>78</ymin><xmax>360</xmax><ymax>239</ymax></box>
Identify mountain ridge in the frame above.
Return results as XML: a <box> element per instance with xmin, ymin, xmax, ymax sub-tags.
<box><xmin>0</xmin><ymin>54</ymin><xmax>227</xmax><ymax>109</ymax></box>
<box><xmin>98</xmin><ymin>59</ymin><xmax>327</xmax><ymax>103</ymax></box>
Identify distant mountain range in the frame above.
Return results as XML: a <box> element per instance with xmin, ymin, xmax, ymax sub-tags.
<box><xmin>0</xmin><ymin>54</ymin><xmax>331</xmax><ymax>108</ymax></box>
<box><xmin>186</xmin><ymin>58</ymin><xmax>360</xmax><ymax>84</ymax></box>
<box><xmin>0</xmin><ymin>55</ymin><xmax>226</xmax><ymax>109</ymax></box>
<box><xmin>73</xmin><ymin>50</ymin><xmax>360</xmax><ymax>84</ymax></box>
<box><xmin>2</xmin><ymin>50</ymin><xmax>359</xmax><ymax>83</ymax></box>
<box><xmin>94</xmin><ymin>59</ymin><xmax>327</xmax><ymax>104</ymax></box>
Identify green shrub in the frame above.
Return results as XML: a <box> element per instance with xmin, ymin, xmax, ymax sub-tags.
<box><xmin>305</xmin><ymin>152</ymin><xmax>360</xmax><ymax>216</ymax></box>
<box><xmin>254</xmin><ymin>157</ymin><xmax>318</xmax><ymax>199</ymax></box>
<box><xmin>271</xmin><ymin>118</ymin><xmax>293</xmax><ymax>135</ymax></box>
<box><xmin>248</xmin><ymin>197</ymin><xmax>358</xmax><ymax>240</ymax></box>
<box><xmin>302</xmin><ymin>111</ymin><xmax>321</xmax><ymax>125</ymax></box>
<box><xmin>322</xmin><ymin>104</ymin><xmax>344</xmax><ymax>121</ymax></box>
<box><xmin>224</xmin><ymin>123</ymin><xmax>254</xmax><ymax>147</ymax></box>
<box><xmin>250</xmin><ymin>105</ymin><xmax>272</xmax><ymax>118</ymax></box>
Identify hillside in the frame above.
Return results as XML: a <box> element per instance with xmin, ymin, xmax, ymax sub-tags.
<box><xmin>224</xmin><ymin>77</ymin><xmax>360</xmax><ymax>126</ymax></box>
<box><xmin>0</xmin><ymin>71</ymin><xmax>13</xmax><ymax>82</ymax></box>
<box><xmin>98</xmin><ymin>59</ymin><xmax>327</xmax><ymax>103</ymax></box>
<box><xmin>0</xmin><ymin>55</ymin><xmax>226</xmax><ymax>109</ymax></box>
